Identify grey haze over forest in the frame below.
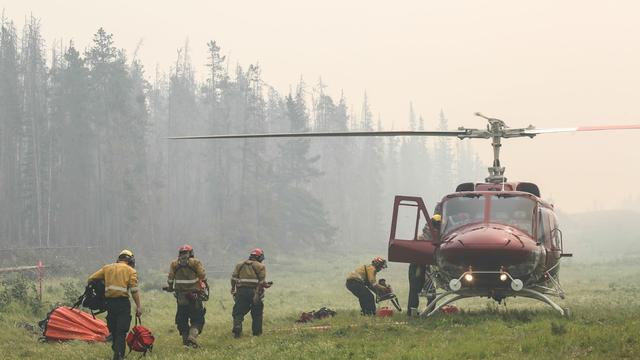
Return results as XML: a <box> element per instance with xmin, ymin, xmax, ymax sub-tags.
<box><xmin>0</xmin><ymin>16</ymin><xmax>488</xmax><ymax>262</ymax></box>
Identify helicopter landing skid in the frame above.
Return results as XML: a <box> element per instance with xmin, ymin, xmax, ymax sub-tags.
<box><xmin>420</xmin><ymin>291</ymin><xmax>470</xmax><ymax>317</ymax></box>
<box><xmin>420</xmin><ymin>288</ymin><xmax>567</xmax><ymax>317</ymax></box>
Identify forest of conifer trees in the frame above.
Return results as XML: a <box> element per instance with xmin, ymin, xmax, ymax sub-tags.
<box><xmin>0</xmin><ymin>16</ymin><xmax>485</xmax><ymax>261</ymax></box>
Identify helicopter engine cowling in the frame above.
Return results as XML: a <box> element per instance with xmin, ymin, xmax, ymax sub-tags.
<box><xmin>436</xmin><ymin>224</ymin><xmax>544</xmax><ymax>288</ymax></box>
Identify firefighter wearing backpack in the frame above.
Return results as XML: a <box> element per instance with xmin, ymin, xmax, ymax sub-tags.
<box><xmin>230</xmin><ymin>248</ymin><xmax>271</xmax><ymax>338</ymax></box>
<box><xmin>88</xmin><ymin>249</ymin><xmax>141</xmax><ymax>360</ymax></box>
<box><xmin>166</xmin><ymin>244</ymin><xmax>208</xmax><ymax>348</ymax></box>
<box><xmin>346</xmin><ymin>257</ymin><xmax>387</xmax><ymax>315</ymax></box>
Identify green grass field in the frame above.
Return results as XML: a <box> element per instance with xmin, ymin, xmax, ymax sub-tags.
<box><xmin>1</xmin><ymin>255</ymin><xmax>639</xmax><ymax>359</ymax></box>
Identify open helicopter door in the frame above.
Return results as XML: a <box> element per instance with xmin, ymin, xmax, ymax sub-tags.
<box><xmin>388</xmin><ymin>196</ymin><xmax>438</xmax><ymax>264</ymax></box>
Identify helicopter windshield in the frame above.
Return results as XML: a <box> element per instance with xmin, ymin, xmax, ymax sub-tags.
<box><xmin>490</xmin><ymin>195</ymin><xmax>536</xmax><ymax>234</ymax></box>
<box><xmin>441</xmin><ymin>195</ymin><xmax>485</xmax><ymax>234</ymax></box>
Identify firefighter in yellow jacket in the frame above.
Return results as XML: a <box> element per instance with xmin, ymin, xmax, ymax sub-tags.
<box><xmin>230</xmin><ymin>248</ymin><xmax>271</xmax><ymax>338</ymax></box>
<box><xmin>88</xmin><ymin>249</ymin><xmax>141</xmax><ymax>360</ymax></box>
<box><xmin>166</xmin><ymin>244</ymin><xmax>207</xmax><ymax>348</ymax></box>
<box><xmin>346</xmin><ymin>257</ymin><xmax>387</xmax><ymax>315</ymax></box>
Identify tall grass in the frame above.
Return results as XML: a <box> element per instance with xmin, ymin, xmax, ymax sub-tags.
<box><xmin>1</xmin><ymin>256</ymin><xmax>639</xmax><ymax>359</ymax></box>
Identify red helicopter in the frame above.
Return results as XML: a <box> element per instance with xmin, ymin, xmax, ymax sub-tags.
<box><xmin>171</xmin><ymin>112</ymin><xmax>640</xmax><ymax>316</ymax></box>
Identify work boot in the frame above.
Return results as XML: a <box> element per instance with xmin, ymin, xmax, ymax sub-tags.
<box><xmin>187</xmin><ymin>327</ymin><xmax>199</xmax><ymax>348</ymax></box>
<box><xmin>232</xmin><ymin>319</ymin><xmax>242</xmax><ymax>338</ymax></box>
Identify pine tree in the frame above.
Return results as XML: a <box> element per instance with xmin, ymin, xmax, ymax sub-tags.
<box><xmin>434</xmin><ymin>109</ymin><xmax>454</xmax><ymax>196</ymax></box>
<box><xmin>0</xmin><ymin>17</ymin><xmax>21</xmax><ymax>247</ymax></box>
<box><xmin>350</xmin><ymin>93</ymin><xmax>385</xmax><ymax>247</ymax></box>
<box><xmin>272</xmin><ymin>82</ymin><xmax>334</xmax><ymax>247</ymax></box>
<box><xmin>19</xmin><ymin>16</ymin><xmax>49</xmax><ymax>247</ymax></box>
<box><xmin>49</xmin><ymin>43</ymin><xmax>93</xmax><ymax>247</ymax></box>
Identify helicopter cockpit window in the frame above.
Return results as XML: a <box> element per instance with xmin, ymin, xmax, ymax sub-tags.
<box><xmin>441</xmin><ymin>196</ymin><xmax>485</xmax><ymax>234</ymax></box>
<box><xmin>490</xmin><ymin>196</ymin><xmax>535</xmax><ymax>235</ymax></box>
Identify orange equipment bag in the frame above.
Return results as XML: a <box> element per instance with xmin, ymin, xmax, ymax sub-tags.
<box><xmin>39</xmin><ymin>306</ymin><xmax>109</xmax><ymax>342</ymax></box>
<box><xmin>126</xmin><ymin>316</ymin><xmax>154</xmax><ymax>356</ymax></box>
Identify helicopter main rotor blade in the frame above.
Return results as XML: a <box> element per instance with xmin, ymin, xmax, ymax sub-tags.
<box><xmin>522</xmin><ymin>124</ymin><xmax>640</xmax><ymax>135</ymax></box>
<box><xmin>169</xmin><ymin>130</ymin><xmax>469</xmax><ymax>140</ymax></box>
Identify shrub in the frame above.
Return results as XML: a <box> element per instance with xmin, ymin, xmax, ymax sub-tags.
<box><xmin>0</xmin><ymin>274</ymin><xmax>43</xmax><ymax>314</ymax></box>
<box><xmin>60</xmin><ymin>279</ymin><xmax>85</xmax><ymax>306</ymax></box>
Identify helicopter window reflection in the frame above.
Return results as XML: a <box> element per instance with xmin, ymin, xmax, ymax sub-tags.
<box><xmin>441</xmin><ymin>196</ymin><xmax>485</xmax><ymax>234</ymax></box>
<box><xmin>490</xmin><ymin>196</ymin><xmax>536</xmax><ymax>234</ymax></box>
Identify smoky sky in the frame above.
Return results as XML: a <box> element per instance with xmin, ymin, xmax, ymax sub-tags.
<box><xmin>4</xmin><ymin>0</ymin><xmax>640</xmax><ymax>212</ymax></box>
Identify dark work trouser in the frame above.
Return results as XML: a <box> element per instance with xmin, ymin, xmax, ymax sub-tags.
<box><xmin>408</xmin><ymin>264</ymin><xmax>435</xmax><ymax>313</ymax></box>
<box><xmin>346</xmin><ymin>279</ymin><xmax>376</xmax><ymax>315</ymax></box>
<box><xmin>232</xmin><ymin>287</ymin><xmax>264</xmax><ymax>335</ymax></box>
<box><xmin>105</xmin><ymin>297</ymin><xmax>131</xmax><ymax>359</ymax></box>
<box><xmin>408</xmin><ymin>264</ymin><xmax>427</xmax><ymax>311</ymax></box>
<box><xmin>175</xmin><ymin>295</ymin><xmax>206</xmax><ymax>337</ymax></box>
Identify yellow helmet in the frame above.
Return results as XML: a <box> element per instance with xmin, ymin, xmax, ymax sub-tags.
<box><xmin>432</xmin><ymin>214</ymin><xmax>442</xmax><ymax>222</ymax></box>
<box><xmin>119</xmin><ymin>249</ymin><xmax>134</xmax><ymax>258</ymax></box>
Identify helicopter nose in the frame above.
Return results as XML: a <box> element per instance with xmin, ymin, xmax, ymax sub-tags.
<box><xmin>439</xmin><ymin>225</ymin><xmax>539</xmax><ymax>267</ymax></box>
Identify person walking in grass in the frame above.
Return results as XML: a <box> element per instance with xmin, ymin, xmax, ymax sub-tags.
<box><xmin>230</xmin><ymin>248</ymin><xmax>271</xmax><ymax>338</ymax></box>
<box><xmin>166</xmin><ymin>244</ymin><xmax>208</xmax><ymax>348</ymax></box>
<box><xmin>88</xmin><ymin>249</ymin><xmax>141</xmax><ymax>360</ymax></box>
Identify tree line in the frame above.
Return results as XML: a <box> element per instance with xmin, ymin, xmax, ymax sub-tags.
<box><xmin>0</xmin><ymin>15</ymin><xmax>485</xmax><ymax>263</ymax></box>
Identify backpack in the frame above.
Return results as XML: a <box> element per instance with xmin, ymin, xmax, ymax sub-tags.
<box><xmin>174</xmin><ymin>257</ymin><xmax>210</xmax><ymax>302</ymax></box>
<box><xmin>126</xmin><ymin>316</ymin><xmax>154</xmax><ymax>356</ymax></box>
<box><xmin>73</xmin><ymin>279</ymin><xmax>107</xmax><ymax>316</ymax></box>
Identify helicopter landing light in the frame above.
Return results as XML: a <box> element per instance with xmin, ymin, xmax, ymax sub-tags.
<box><xmin>464</xmin><ymin>274</ymin><xmax>474</xmax><ymax>282</ymax></box>
<box><xmin>511</xmin><ymin>279</ymin><xmax>524</xmax><ymax>291</ymax></box>
<box><xmin>449</xmin><ymin>279</ymin><xmax>462</xmax><ymax>291</ymax></box>
<box><xmin>500</xmin><ymin>273</ymin><xmax>508</xmax><ymax>282</ymax></box>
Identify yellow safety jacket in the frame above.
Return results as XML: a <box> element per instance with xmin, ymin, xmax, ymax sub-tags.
<box><xmin>88</xmin><ymin>261</ymin><xmax>138</xmax><ymax>298</ymax></box>
<box><xmin>167</xmin><ymin>257</ymin><xmax>207</xmax><ymax>292</ymax></box>
<box><xmin>231</xmin><ymin>260</ymin><xmax>266</xmax><ymax>288</ymax></box>
<box><xmin>347</xmin><ymin>264</ymin><xmax>378</xmax><ymax>287</ymax></box>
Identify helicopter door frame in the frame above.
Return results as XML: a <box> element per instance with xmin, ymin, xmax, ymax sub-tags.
<box><xmin>388</xmin><ymin>195</ymin><xmax>438</xmax><ymax>265</ymax></box>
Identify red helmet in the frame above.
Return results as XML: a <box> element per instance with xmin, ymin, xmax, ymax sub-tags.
<box><xmin>372</xmin><ymin>257</ymin><xmax>387</xmax><ymax>270</ymax></box>
<box><xmin>179</xmin><ymin>244</ymin><xmax>193</xmax><ymax>253</ymax></box>
<box><xmin>249</xmin><ymin>248</ymin><xmax>265</xmax><ymax>262</ymax></box>
<box><xmin>179</xmin><ymin>245</ymin><xmax>194</xmax><ymax>258</ymax></box>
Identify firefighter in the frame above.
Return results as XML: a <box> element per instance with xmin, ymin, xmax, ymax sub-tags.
<box><xmin>88</xmin><ymin>249</ymin><xmax>141</xmax><ymax>360</ymax></box>
<box><xmin>230</xmin><ymin>248</ymin><xmax>271</xmax><ymax>338</ymax></box>
<box><xmin>166</xmin><ymin>244</ymin><xmax>208</xmax><ymax>348</ymax></box>
<box><xmin>408</xmin><ymin>213</ymin><xmax>441</xmax><ymax>315</ymax></box>
<box><xmin>346</xmin><ymin>257</ymin><xmax>387</xmax><ymax>315</ymax></box>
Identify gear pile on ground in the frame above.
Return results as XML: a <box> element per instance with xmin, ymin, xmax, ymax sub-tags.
<box><xmin>39</xmin><ymin>306</ymin><xmax>109</xmax><ymax>342</ymax></box>
<box><xmin>295</xmin><ymin>307</ymin><xmax>337</xmax><ymax>323</ymax></box>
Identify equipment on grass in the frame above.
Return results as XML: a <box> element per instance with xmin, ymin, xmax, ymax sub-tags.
<box><xmin>376</xmin><ymin>292</ymin><xmax>402</xmax><ymax>312</ymax></box>
<box><xmin>377</xmin><ymin>307</ymin><xmax>394</xmax><ymax>317</ymax></box>
<box><xmin>39</xmin><ymin>306</ymin><xmax>109</xmax><ymax>342</ymax></box>
<box><xmin>126</xmin><ymin>316</ymin><xmax>154</xmax><ymax>356</ymax></box>
<box><xmin>295</xmin><ymin>307</ymin><xmax>337</xmax><ymax>323</ymax></box>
